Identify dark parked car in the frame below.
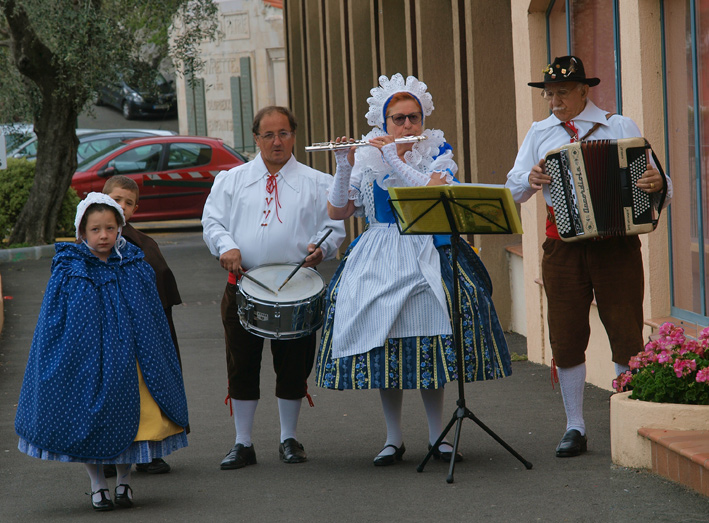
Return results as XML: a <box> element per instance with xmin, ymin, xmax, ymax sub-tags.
<box><xmin>10</xmin><ymin>128</ymin><xmax>177</xmax><ymax>163</ymax></box>
<box><xmin>96</xmin><ymin>69</ymin><xmax>177</xmax><ymax>120</ymax></box>
<box><xmin>72</xmin><ymin>136</ymin><xmax>247</xmax><ymax>221</ymax></box>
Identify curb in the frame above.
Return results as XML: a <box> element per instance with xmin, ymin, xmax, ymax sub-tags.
<box><xmin>0</xmin><ymin>244</ymin><xmax>57</xmax><ymax>263</ymax></box>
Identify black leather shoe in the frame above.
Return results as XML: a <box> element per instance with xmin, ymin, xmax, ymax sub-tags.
<box><xmin>89</xmin><ymin>488</ymin><xmax>114</xmax><ymax>511</ymax></box>
<box><xmin>220</xmin><ymin>443</ymin><xmax>257</xmax><ymax>470</ymax></box>
<box><xmin>279</xmin><ymin>438</ymin><xmax>307</xmax><ymax>464</ymax></box>
<box><xmin>114</xmin><ymin>484</ymin><xmax>134</xmax><ymax>508</ymax></box>
<box><xmin>136</xmin><ymin>458</ymin><xmax>171</xmax><ymax>474</ymax></box>
<box><xmin>555</xmin><ymin>429</ymin><xmax>588</xmax><ymax>457</ymax></box>
<box><xmin>373</xmin><ymin>443</ymin><xmax>406</xmax><ymax>466</ymax></box>
<box><xmin>429</xmin><ymin>443</ymin><xmax>464</xmax><ymax>463</ymax></box>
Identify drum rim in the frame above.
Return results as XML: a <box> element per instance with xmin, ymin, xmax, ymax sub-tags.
<box><xmin>238</xmin><ymin>263</ymin><xmax>325</xmax><ymax>304</ymax></box>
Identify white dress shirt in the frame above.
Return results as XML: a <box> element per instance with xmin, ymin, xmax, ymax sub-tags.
<box><xmin>202</xmin><ymin>153</ymin><xmax>346</xmax><ymax>270</ymax></box>
<box><xmin>506</xmin><ymin>99</ymin><xmax>673</xmax><ymax>206</ymax></box>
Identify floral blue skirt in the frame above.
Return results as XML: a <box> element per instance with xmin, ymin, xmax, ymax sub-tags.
<box><xmin>315</xmin><ymin>237</ymin><xmax>512</xmax><ymax>390</ymax></box>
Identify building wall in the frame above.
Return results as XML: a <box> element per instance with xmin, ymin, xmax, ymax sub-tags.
<box><xmin>510</xmin><ymin>0</ymin><xmax>672</xmax><ymax>390</ymax></box>
<box><xmin>174</xmin><ymin>0</ymin><xmax>287</xmax><ymax>155</ymax></box>
<box><xmin>284</xmin><ymin>0</ymin><xmax>521</xmax><ymax>329</ymax></box>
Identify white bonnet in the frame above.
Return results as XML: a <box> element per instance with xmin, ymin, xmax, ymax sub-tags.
<box><xmin>74</xmin><ymin>192</ymin><xmax>125</xmax><ymax>239</ymax></box>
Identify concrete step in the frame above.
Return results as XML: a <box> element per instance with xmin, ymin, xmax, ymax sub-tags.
<box><xmin>638</xmin><ymin>428</ymin><xmax>709</xmax><ymax>497</ymax></box>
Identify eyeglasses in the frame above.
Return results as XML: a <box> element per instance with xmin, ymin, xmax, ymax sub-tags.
<box><xmin>386</xmin><ymin>112</ymin><xmax>423</xmax><ymax>126</ymax></box>
<box><xmin>257</xmin><ymin>131</ymin><xmax>294</xmax><ymax>142</ymax></box>
<box><xmin>541</xmin><ymin>86</ymin><xmax>581</xmax><ymax>100</ymax></box>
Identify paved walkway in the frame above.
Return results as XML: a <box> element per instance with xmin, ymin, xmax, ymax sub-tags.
<box><xmin>1</xmin><ymin>227</ymin><xmax>707</xmax><ymax>522</ymax></box>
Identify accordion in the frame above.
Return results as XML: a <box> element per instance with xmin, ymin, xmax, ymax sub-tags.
<box><xmin>544</xmin><ymin>137</ymin><xmax>667</xmax><ymax>242</ymax></box>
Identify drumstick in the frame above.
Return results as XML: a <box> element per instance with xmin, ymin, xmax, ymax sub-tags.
<box><xmin>278</xmin><ymin>228</ymin><xmax>333</xmax><ymax>291</ymax></box>
<box><xmin>238</xmin><ymin>268</ymin><xmax>279</xmax><ymax>296</ymax></box>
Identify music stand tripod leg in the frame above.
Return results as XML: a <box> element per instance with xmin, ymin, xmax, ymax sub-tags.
<box><xmin>416</xmin><ymin>225</ymin><xmax>533</xmax><ymax>482</ymax></box>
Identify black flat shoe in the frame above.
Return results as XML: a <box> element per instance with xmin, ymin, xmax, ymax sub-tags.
<box><xmin>114</xmin><ymin>484</ymin><xmax>134</xmax><ymax>508</ymax></box>
<box><xmin>89</xmin><ymin>488</ymin><xmax>114</xmax><ymax>511</ymax></box>
<box><xmin>373</xmin><ymin>443</ymin><xmax>406</xmax><ymax>467</ymax></box>
<box><xmin>429</xmin><ymin>443</ymin><xmax>464</xmax><ymax>463</ymax></box>
<box><xmin>555</xmin><ymin>429</ymin><xmax>588</xmax><ymax>457</ymax></box>
<box><xmin>279</xmin><ymin>438</ymin><xmax>307</xmax><ymax>464</ymax></box>
<box><xmin>136</xmin><ymin>458</ymin><xmax>171</xmax><ymax>474</ymax></box>
<box><xmin>220</xmin><ymin>443</ymin><xmax>257</xmax><ymax>470</ymax></box>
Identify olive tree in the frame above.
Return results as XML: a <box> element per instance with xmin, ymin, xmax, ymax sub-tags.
<box><xmin>0</xmin><ymin>0</ymin><xmax>218</xmax><ymax>245</ymax></box>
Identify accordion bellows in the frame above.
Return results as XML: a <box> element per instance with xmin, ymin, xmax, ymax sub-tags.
<box><xmin>545</xmin><ymin>137</ymin><xmax>667</xmax><ymax>242</ymax></box>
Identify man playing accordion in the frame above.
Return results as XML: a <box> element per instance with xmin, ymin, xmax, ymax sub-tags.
<box><xmin>506</xmin><ymin>55</ymin><xmax>672</xmax><ymax>458</ymax></box>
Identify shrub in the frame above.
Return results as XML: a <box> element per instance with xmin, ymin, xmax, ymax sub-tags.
<box><xmin>0</xmin><ymin>158</ymin><xmax>80</xmax><ymax>243</ymax></box>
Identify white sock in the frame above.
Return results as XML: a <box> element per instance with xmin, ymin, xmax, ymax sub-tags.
<box><xmin>233</xmin><ymin>399</ymin><xmax>258</xmax><ymax>447</ymax></box>
<box><xmin>278</xmin><ymin>397</ymin><xmax>302</xmax><ymax>442</ymax></box>
<box><xmin>614</xmin><ymin>362</ymin><xmax>630</xmax><ymax>376</ymax></box>
<box><xmin>84</xmin><ymin>464</ymin><xmax>109</xmax><ymax>503</ymax></box>
<box><xmin>557</xmin><ymin>363</ymin><xmax>586</xmax><ymax>435</ymax></box>
<box><xmin>115</xmin><ymin>464</ymin><xmax>132</xmax><ymax>497</ymax></box>
<box><xmin>378</xmin><ymin>389</ymin><xmax>404</xmax><ymax>456</ymax></box>
<box><xmin>420</xmin><ymin>388</ymin><xmax>450</xmax><ymax>449</ymax></box>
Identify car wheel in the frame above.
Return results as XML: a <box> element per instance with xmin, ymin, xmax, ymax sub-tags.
<box><xmin>122</xmin><ymin>100</ymin><xmax>135</xmax><ymax>120</ymax></box>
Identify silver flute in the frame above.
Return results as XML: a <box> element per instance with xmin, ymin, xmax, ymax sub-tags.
<box><xmin>305</xmin><ymin>135</ymin><xmax>427</xmax><ymax>152</ymax></box>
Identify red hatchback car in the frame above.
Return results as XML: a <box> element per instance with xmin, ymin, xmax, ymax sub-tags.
<box><xmin>72</xmin><ymin>136</ymin><xmax>246</xmax><ymax>221</ymax></box>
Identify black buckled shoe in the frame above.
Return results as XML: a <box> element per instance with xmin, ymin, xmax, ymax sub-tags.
<box><xmin>279</xmin><ymin>438</ymin><xmax>307</xmax><ymax>464</ymax></box>
<box><xmin>220</xmin><ymin>443</ymin><xmax>257</xmax><ymax>470</ymax></box>
<box><xmin>555</xmin><ymin>429</ymin><xmax>588</xmax><ymax>457</ymax></box>
<box><xmin>89</xmin><ymin>488</ymin><xmax>114</xmax><ymax>511</ymax></box>
<box><xmin>114</xmin><ymin>484</ymin><xmax>134</xmax><ymax>508</ymax></box>
<box><xmin>136</xmin><ymin>458</ymin><xmax>171</xmax><ymax>474</ymax></box>
<box><xmin>429</xmin><ymin>443</ymin><xmax>464</xmax><ymax>463</ymax></box>
<box><xmin>373</xmin><ymin>443</ymin><xmax>406</xmax><ymax>466</ymax></box>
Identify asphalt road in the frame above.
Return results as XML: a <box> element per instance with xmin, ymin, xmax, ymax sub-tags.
<box><xmin>1</xmin><ymin>225</ymin><xmax>708</xmax><ymax>522</ymax></box>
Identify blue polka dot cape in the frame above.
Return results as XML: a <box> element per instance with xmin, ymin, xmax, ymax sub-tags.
<box><xmin>15</xmin><ymin>241</ymin><xmax>189</xmax><ymax>462</ymax></box>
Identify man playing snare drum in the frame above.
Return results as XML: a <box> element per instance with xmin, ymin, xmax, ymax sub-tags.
<box><xmin>202</xmin><ymin>106</ymin><xmax>345</xmax><ymax>469</ymax></box>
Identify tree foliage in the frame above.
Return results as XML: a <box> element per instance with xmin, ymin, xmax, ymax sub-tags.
<box><xmin>0</xmin><ymin>0</ymin><xmax>219</xmax><ymax>245</ymax></box>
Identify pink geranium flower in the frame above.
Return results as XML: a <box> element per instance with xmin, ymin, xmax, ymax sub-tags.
<box><xmin>614</xmin><ymin>322</ymin><xmax>709</xmax><ymax>405</ymax></box>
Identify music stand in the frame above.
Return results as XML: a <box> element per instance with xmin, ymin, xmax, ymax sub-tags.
<box><xmin>388</xmin><ymin>184</ymin><xmax>532</xmax><ymax>483</ymax></box>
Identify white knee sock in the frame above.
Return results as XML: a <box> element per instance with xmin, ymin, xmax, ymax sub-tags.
<box><xmin>378</xmin><ymin>389</ymin><xmax>404</xmax><ymax>456</ymax></box>
<box><xmin>115</xmin><ymin>464</ymin><xmax>132</xmax><ymax>497</ymax></box>
<box><xmin>614</xmin><ymin>362</ymin><xmax>630</xmax><ymax>376</ymax></box>
<box><xmin>85</xmin><ymin>464</ymin><xmax>109</xmax><ymax>502</ymax></box>
<box><xmin>557</xmin><ymin>363</ymin><xmax>586</xmax><ymax>435</ymax></box>
<box><xmin>420</xmin><ymin>388</ymin><xmax>450</xmax><ymax>449</ymax></box>
<box><xmin>278</xmin><ymin>397</ymin><xmax>302</xmax><ymax>442</ymax></box>
<box><xmin>233</xmin><ymin>399</ymin><xmax>258</xmax><ymax>446</ymax></box>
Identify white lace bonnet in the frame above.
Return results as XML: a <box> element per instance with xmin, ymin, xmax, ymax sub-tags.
<box><xmin>74</xmin><ymin>192</ymin><xmax>126</xmax><ymax>240</ymax></box>
<box><xmin>365</xmin><ymin>73</ymin><xmax>435</xmax><ymax>132</ymax></box>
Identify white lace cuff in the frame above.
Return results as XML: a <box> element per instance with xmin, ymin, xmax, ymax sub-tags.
<box><xmin>327</xmin><ymin>155</ymin><xmax>353</xmax><ymax>208</ymax></box>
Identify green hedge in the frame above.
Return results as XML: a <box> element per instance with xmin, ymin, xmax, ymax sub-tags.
<box><xmin>0</xmin><ymin>158</ymin><xmax>80</xmax><ymax>243</ymax></box>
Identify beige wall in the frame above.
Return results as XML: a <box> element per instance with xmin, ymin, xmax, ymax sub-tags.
<box><xmin>284</xmin><ymin>0</ymin><xmax>520</xmax><ymax>329</ymax></box>
<box><xmin>174</xmin><ymin>0</ymin><xmax>288</xmax><ymax>148</ymax></box>
<box><xmin>510</xmin><ymin>0</ymin><xmax>672</xmax><ymax>390</ymax></box>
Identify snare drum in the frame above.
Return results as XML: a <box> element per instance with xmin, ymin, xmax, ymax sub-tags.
<box><xmin>236</xmin><ymin>263</ymin><xmax>326</xmax><ymax>340</ymax></box>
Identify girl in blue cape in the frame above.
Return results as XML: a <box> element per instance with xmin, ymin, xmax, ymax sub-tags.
<box><xmin>15</xmin><ymin>192</ymin><xmax>189</xmax><ymax>511</ymax></box>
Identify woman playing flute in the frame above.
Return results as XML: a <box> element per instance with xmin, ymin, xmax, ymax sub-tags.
<box><xmin>316</xmin><ymin>73</ymin><xmax>512</xmax><ymax>465</ymax></box>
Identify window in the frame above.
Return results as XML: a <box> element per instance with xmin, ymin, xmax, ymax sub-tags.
<box><xmin>663</xmin><ymin>0</ymin><xmax>709</xmax><ymax>322</ymax></box>
<box><xmin>166</xmin><ymin>142</ymin><xmax>212</xmax><ymax>169</ymax></box>
<box><xmin>546</xmin><ymin>0</ymin><xmax>620</xmax><ymax>113</ymax></box>
<box><xmin>108</xmin><ymin>144</ymin><xmax>163</xmax><ymax>175</ymax></box>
